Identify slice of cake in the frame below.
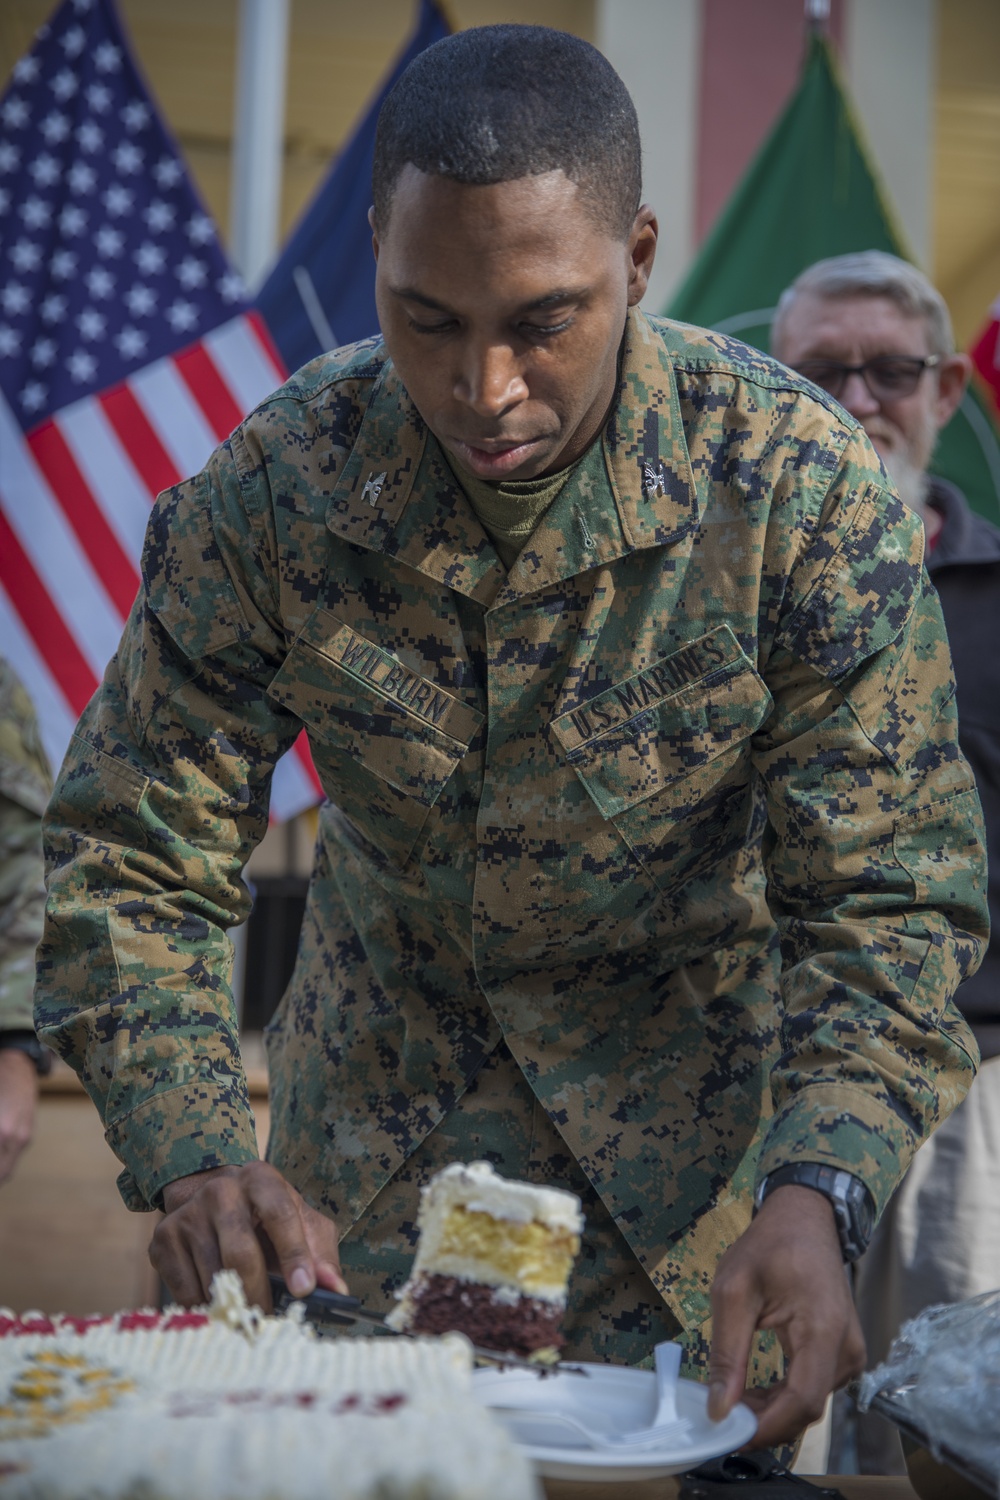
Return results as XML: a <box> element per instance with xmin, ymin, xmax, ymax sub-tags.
<box><xmin>386</xmin><ymin>1161</ymin><xmax>583</xmax><ymax>1362</ymax></box>
<box><xmin>0</xmin><ymin>1271</ymin><xmax>538</xmax><ymax>1500</ymax></box>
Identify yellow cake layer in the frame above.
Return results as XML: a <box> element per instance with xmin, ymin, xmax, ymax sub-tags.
<box><xmin>437</xmin><ymin>1206</ymin><xmax>580</xmax><ymax>1294</ymax></box>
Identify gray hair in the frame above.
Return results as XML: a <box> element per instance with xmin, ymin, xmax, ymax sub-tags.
<box><xmin>772</xmin><ymin>250</ymin><xmax>954</xmax><ymax>358</ymax></box>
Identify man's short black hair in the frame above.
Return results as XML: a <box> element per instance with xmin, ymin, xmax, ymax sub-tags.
<box><xmin>372</xmin><ymin>24</ymin><xmax>642</xmax><ymax>239</ymax></box>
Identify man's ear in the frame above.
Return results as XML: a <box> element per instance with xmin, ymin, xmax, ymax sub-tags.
<box><xmin>935</xmin><ymin>352</ymin><xmax>970</xmax><ymax>427</ymax></box>
<box><xmin>626</xmin><ymin>205</ymin><xmax>658</xmax><ymax>307</ymax></box>
<box><xmin>368</xmin><ymin>205</ymin><xmax>380</xmax><ymax>262</ymax></box>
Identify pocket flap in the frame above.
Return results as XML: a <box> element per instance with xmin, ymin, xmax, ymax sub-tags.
<box><xmin>267</xmin><ymin>610</ymin><xmax>483</xmax><ymax>806</ymax></box>
<box><xmin>550</xmin><ymin>626</ymin><xmax>772</xmax><ymax>819</ymax></box>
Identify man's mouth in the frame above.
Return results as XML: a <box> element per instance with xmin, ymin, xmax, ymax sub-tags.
<box><xmin>448</xmin><ymin>436</ymin><xmax>548</xmax><ymax>480</ymax></box>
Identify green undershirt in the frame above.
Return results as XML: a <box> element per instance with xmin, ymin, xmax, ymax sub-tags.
<box><xmin>451</xmin><ymin>459</ymin><xmax>580</xmax><ymax>570</ymax></box>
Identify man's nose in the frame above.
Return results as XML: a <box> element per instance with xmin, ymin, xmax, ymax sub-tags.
<box><xmin>838</xmin><ymin>369</ymin><xmax>881</xmax><ymax>420</ymax></box>
<box><xmin>455</xmin><ymin>342</ymin><xmax>528</xmax><ymax>416</ymax></box>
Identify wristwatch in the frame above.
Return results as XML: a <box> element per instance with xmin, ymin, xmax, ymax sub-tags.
<box><xmin>0</xmin><ymin>1029</ymin><xmax>53</xmax><ymax>1077</ymax></box>
<box><xmin>755</xmin><ymin>1162</ymin><xmax>876</xmax><ymax>1262</ymax></box>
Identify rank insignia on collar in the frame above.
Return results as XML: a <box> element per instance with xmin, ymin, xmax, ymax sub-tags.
<box><xmin>643</xmin><ymin>462</ymin><xmax>666</xmax><ymax>499</ymax></box>
<box><xmin>362</xmin><ymin>470</ymin><xmax>388</xmax><ymax>507</ymax></box>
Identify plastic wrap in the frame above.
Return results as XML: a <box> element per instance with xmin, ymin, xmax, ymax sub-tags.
<box><xmin>858</xmin><ymin>1289</ymin><xmax>1000</xmax><ymax>1495</ymax></box>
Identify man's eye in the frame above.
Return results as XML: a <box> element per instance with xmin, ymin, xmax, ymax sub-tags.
<box><xmin>408</xmin><ymin>319</ymin><xmax>455</xmax><ymax>335</ymax></box>
<box><xmin>871</xmin><ymin>360</ymin><xmax>916</xmax><ymax>390</ymax></box>
<box><xmin>522</xmin><ymin>319</ymin><xmax>573</xmax><ymax>340</ymax></box>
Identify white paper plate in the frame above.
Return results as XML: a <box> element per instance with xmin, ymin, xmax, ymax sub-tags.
<box><xmin>472</xmin><ymin>1362</ymin><xmax>757</xmax><ymax>1483</ymax></box>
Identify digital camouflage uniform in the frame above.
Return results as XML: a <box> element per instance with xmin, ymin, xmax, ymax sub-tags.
<box><xmin>1</xmin><ymin>659</ymin><xmax>51</xmax><ymax>1034</ymax></box>
<box><xmin>37</xmin><ymin>310</ymin><xmax>987</xmax><ymax>1383</ymax></box>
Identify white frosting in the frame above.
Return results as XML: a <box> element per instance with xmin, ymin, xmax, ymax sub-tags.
<box><xmin>419</xmin><ymin>1162</ymin><xmax>584</xmax><ymax>1232</ymax></box>
<box><xmin>0</xmin><ymin>1272</ymin><xmax>538</xmax><ymax>1500</ymax></box>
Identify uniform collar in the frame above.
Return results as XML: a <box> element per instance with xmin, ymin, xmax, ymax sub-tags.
<box><xmin>325</xmin><ymin>307</ymin><xmax>698</xmax><ymax>602</ymax></box>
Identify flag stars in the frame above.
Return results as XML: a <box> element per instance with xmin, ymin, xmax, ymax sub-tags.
<box><xmin>40</xmin><ymin>294</ymin><xmax>67</xmax><ymax>323</ymax></box>
<box><xmin>94</xmin><ymin>42</ymin><xmax>122</xmax><ymax>72</ymax></box>
<box><xmin>1</xmin><ymin>282</ymin><xmax>30</xmax><ymax>316</ymax></box>
<box><xmin>20</xmin><ymin>380</ymin><xmax>48</xmax><ymax>413</ymax></box>
<box><xmin>125</xmin><ymin>283</ymin><xmax>156</xmax><ymax>316</ymax></box>
<box><xmin>68</xmin><ymin>161</ymin><xmax>97</xmax><ymax>194</ymax></box>
<box><xmin>86</xmin><ymin>82</ymin><xmax>110</xmax><ymax>112</ymax></box>
<box><xmin>122</xmin><ymin>100</ymin><xmax>149</xmax><ymax>132</ymax></box>
<box><xmin>166</xmin><ymin>299</ymin><xmax>198</xmax><ymax>333</ymax></box>
<box><xmin>77</xmin><ymin>120</ymin><xmax>104</xmax><ymax>152</ymax></box>
<box><xmin>0</xmin><ymin>142</ymin><xmax>21</xmax><ymax>172</ymax></box>
<box><xmin>103</xmin><ymin>183</ymin><xmax>132</xmax><ymax>216</ymax></box>
<box><xmin>58</xmin><ymin>203</ymin><xmax>88</xmax><ymax>237</ymax></box>
<box><xmin>62</xmin><ymin>25</ymin><xmax>86</xmax><ymax>56</ymax></box>
<box><xmin>153</xmin><ymin>157</ymin><xmax>182</xmax><ymax>188</ymax></box>
<box><xmin>10</xmin><ymin>240</ymin><xmax>42</xmax><ymax>273</ymax></box>
<box><xmin>113</xmin><ymin>140</ymin><xmax>143</xmax><ymax>174</ymax></box>
<box><xmin>145</xmin><ymin>200</ymin><xmax>175</xmax><ymax>232</ymax></box>
<box><xmin>29</xmin><ymin>153</ymin><xmax>60</xmax><ymax>188</ymax></box>
<box><xmin>135</xmin><ymin>241</ymin><xmax>165</xmax><ymax>275</ymax></box>
<box><xmin>12</xmin><ymin>54</ymin><xmax>39</xmax><ymax>84</ymax></box>
<box><xmin>116</xmin><ymin>326</ymin><xmax>147</xmax><ymax>359</ymax></box>
<box><xmin>218</xmin><ymin>271</ymin><xmax>245</xmax><ymax>303</ymax></box>
<box><xmin>20</xmin><ymin>196</ymin><xmax>52</xmax><ymax>229</ymax></box>
<box><xmin>1</xmin><ymin>96</ymin><xmax>29</xmax><ymax>129</ymax></box>
<box><xmin>66</xmin><ymin>349</ymin><xmax>97</xmax><ymax>382</ymax></box>
<box><xmin>40</xmin><ymin>112</ymin><xmax>69</xmax><ymax>144</ymax></box>
<box><xmin>77</xmin><ymin>307</ymin><xmax>106</xmax><ymax>341</ymax></box>
<box><xmin>0</xmin><ymin>326</ymin><xmax>21</xmax><ymax>358</ymax></box>
<box><xmin>186</xmin><ymin>213</ymin><xmax>214</xmax><ymax>246</ymax></box>
<box><xmin>85</xmin><ymin>266</ymin><xmax>115</xmax><ymax>299</ymax></box>
<box><xmin>176</xmin><ymin>256</ymin><xmax>207</xmax><ymax>289</ymax></box>
<box><xmin>50</xmin><ymin>249</ymin><xmax>77</xmax><ymax>280</ymax></box>
<box><xmin>51</xmin><ymin>68</ymin><xmax>78</xmax><ymax>102</ymax></box>
<box><xmin>95</xmin><ymin>225</ymin><xmax>125</xmax><ymax>257</ymax></box>
<box><xmin>30</xmin><ymin>336</ymin><xmax>56</xmax><ymax>368</ymax></box>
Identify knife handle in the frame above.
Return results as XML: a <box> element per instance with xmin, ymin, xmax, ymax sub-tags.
<box><xmin>267</xmin><ymin>1274</ymin><xmax>365</xmax><ymax>1327</ymax></box>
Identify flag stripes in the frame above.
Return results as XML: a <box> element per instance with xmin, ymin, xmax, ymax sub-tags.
<box><xmin>1</xmin><ymin>313</ymin><xmax>323</xmax><ymax>812</ymax></box>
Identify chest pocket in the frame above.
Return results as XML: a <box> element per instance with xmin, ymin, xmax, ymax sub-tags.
<box><xmin>550</xmin><ymin>626</ymin><xmax>773</xmax><ymax>886</ymax></box>
<box><xmin>268</xmin><ymin>609</ymin><xmax>484</xmax><ymax>869</ymax></box>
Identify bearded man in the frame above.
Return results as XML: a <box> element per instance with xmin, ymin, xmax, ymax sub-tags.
<box><xmin>773</xmin><ymin>250</ymin><xmax>1000</xmax><ymax>1472</ymax></box>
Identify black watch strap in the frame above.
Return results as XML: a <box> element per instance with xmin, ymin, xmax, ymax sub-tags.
<box><xmin>755</xmin><ymin>1162</ymin><xmax>875</xmax><ymax>1262</ymax></box>
<box><xmin>0</xmin><ymin>1029</ymin><xmax>53</xmax><ymax>1076</ymax></box>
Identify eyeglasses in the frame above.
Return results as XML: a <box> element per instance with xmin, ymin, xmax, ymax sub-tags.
<box><xmin>795</xmin><ymin>355</ymin><xmax>940</xmax><ymax>402</ymax></box>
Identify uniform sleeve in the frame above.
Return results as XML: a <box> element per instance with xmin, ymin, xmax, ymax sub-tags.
<box><xmin>0</xmin><ymin>662</ymin><xmax>53</xmax><ymax>1033</ymax></box>
<box><xmin>35</xmin><ymin>437</ymin><xmax>302</xmax><ymax>1212</ymax></box>
<box><xmin>753</xmin><ymin>435</ymin><xmax>988</xmax><ymax>1217</ymax></box>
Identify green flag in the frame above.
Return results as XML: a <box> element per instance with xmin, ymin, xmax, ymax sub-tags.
<box><xmin>665</xmin><ymin>32</ymin><xmax>1000</xmax><ymax>524</ymax></box>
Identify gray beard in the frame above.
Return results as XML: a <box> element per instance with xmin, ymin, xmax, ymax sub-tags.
<box><xmin>881</xmin><ymin>447</ymin><xmax>931</xmax><ymax>518</ymax></box>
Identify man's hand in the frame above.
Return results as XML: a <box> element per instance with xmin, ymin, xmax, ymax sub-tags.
<box><xmin>707</xmin><ymin>1183</ymin><xmax>866</xmax><ymax>1449</ymax></box>
<box><xmin>150</xmin><ymin>1160</ymin><xmax>348</xmax><ymax>1311</ymax></box>
<box><xmin>0</xmin><ymin>1046</ymin><xmax>39</xmax><ymax>1185</ymax></box>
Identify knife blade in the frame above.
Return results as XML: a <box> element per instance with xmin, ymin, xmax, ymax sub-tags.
<box><xmin>267</xmin><ymin>1275</ymin><xmax>588</xmax><ymax>1378</ymax></box>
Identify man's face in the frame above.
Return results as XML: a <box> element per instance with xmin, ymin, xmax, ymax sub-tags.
<box><xmin>371</xmin><ymin>167</ymin><xmax>656</xmax><ymax>482</ymax></box>
<box><xmin>774</xmin><ymin>291</ymin><xmax>968</xmax><ymax>506</ymax></box>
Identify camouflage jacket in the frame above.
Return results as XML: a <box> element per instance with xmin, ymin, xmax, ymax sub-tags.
<box><xmin>38</xmin><ymin>310</ymin><xmax>987</xmax><ymax>1332</ymax></box>
<box><xmin>1</xmin><ymin>659</ymin><xmax>52</xmax><ymax>1033</ymax></box>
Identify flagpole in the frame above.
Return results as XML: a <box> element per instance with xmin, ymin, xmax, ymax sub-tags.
<box><xmin>230</xmin><ymin>0</ymin><xmax>290</xmax><ymax>291</ymax></box>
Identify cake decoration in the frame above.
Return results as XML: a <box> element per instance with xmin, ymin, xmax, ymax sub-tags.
<box><xmin>0</xmin><ymin>1270</ymin><xmax>538</xmax><ymax>1499</ymax></box>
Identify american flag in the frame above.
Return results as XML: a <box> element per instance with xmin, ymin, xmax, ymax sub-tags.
<box><xmin>0</xmin><ymin>0</ymin><xmax>321</xmax><ymax>819</ymax></box>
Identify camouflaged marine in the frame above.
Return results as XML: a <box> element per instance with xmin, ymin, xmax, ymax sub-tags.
<box><xmin>1</xmin><ymin>659</ymin><xmax>51</xmax><ymax>1034</ymax></box>
<box><xmin>37</xmin><ymin>306</ymin><xmax>987</xmax><ymax>1353</ymax></box>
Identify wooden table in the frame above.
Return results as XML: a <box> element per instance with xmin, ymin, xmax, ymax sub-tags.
<box><xmin>543</xmin><ymin>1478</ymin><xmax>919</xmax><ymax>1499</ymax></box>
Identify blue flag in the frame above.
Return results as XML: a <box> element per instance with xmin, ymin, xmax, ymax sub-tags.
<box><xmin>256</xmin><ymin>0</ymin><xmax>448</xmax><ymax>373</ymax></box>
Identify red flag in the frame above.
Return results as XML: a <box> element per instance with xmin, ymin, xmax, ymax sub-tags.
<box><xmin>970</xmin><ymin>297</ymin><xmax>1000</xmax><ymax>423</ymax></box>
